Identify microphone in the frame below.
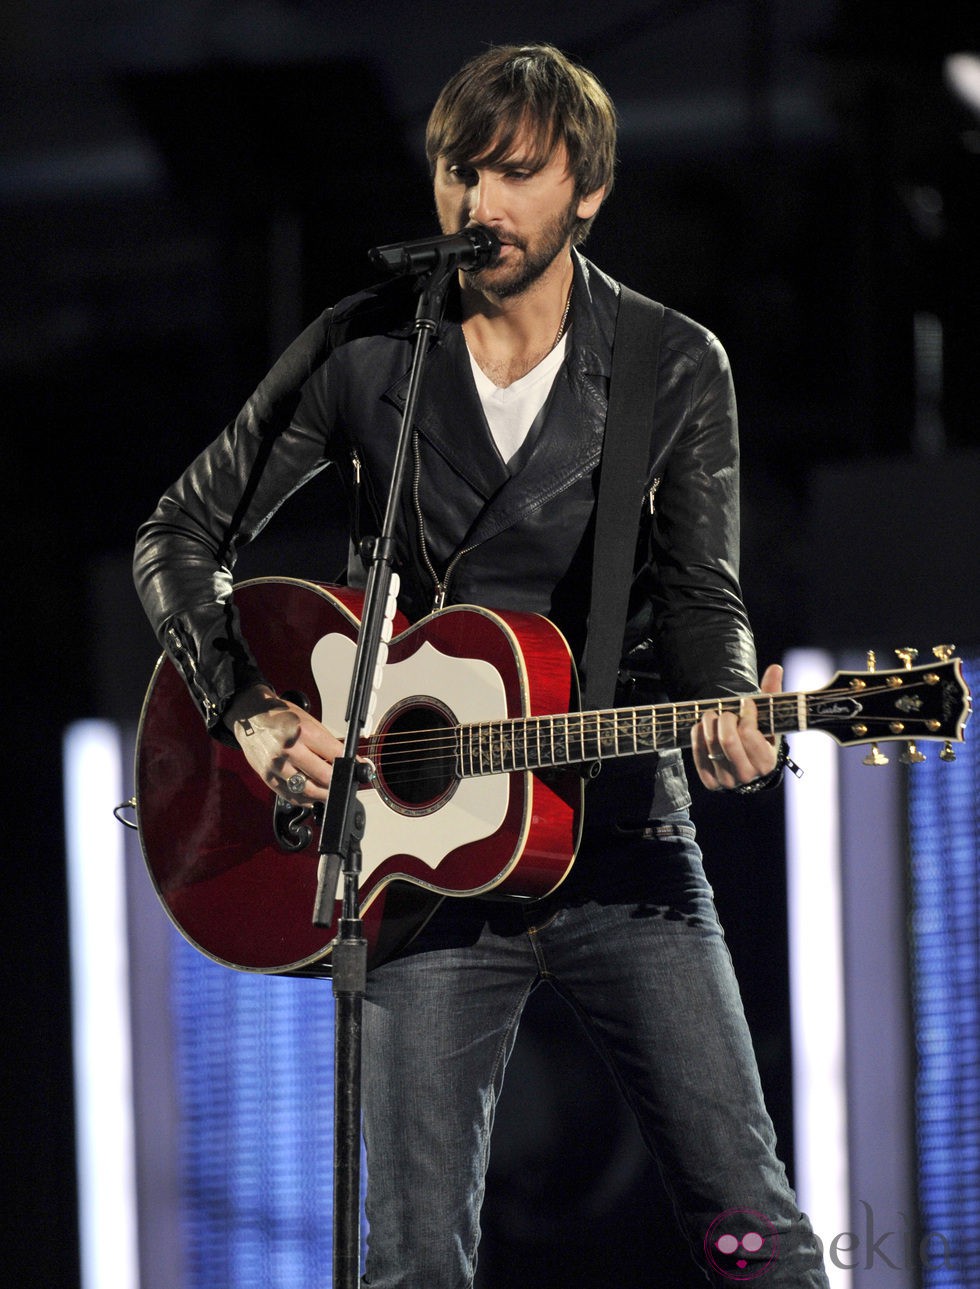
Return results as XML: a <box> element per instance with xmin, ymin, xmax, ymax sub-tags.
<box><xmin>369</xmin><ymin>225</ymin><xmax>501</xmax><ymax>275</ymax></box>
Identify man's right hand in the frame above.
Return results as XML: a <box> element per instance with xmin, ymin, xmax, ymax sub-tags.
<box><xmin>227</xmin><ymin>686</ymin><xmax>342</xmax><ymax>803</ymax></box>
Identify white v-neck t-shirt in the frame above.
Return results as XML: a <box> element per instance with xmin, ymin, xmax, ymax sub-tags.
<box><xmin>468</xmin><ymin>333</ymin><xmax>569</xmax><ymax>467</ymax></box>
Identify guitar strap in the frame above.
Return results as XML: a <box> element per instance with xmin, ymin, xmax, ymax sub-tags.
<box><xmin>582</xmin><ymin>286</ymin><xmax>665</xmax><ymax>711</ymax></box>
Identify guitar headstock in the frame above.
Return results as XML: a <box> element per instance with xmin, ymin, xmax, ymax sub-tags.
<box><xmin>804</xmin><ymin>645</ymin><xmax>972</xmax><ymax>764</ymax></box>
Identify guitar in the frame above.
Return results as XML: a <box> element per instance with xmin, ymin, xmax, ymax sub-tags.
<box><xmin>135</xmin><ymin>578</ymin><xmax>972</xmax><ymax>976</ymax></box>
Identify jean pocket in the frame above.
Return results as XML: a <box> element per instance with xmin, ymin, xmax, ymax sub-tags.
<box><xmin>612</xmin><ymin>814</ymin><xmax>697</xmax><ymax>844</ymax></box>
<box><xmin>640</xmin><ymin>819</ymin><xmax>698</xmax><ymax>843</ymax></box>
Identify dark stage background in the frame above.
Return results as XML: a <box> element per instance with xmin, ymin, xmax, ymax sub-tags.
<box><xmin>5</xmin><ymin>2</ymin><xmax>978</xmax><ymax>1286</ymax></box>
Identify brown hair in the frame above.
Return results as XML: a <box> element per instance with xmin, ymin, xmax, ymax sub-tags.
<box><xmin>425</xmin><ymin>44</ymin><xmax>617</xmax><ymax>244</ymax></box>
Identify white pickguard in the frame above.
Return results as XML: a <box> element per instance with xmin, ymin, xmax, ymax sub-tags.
<box><xmin>310</xmin><ymin>633</ymin><xmax>513</xmax><ymax>886</ymax></box>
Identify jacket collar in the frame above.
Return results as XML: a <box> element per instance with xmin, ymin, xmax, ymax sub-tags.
<box><xmin>380</xmin><ymin>250</ymin><xmax>621</xmax><ymax>536</ymax></box>
<box><xmin>565</xmin><ymin>248</ymin><xmax>618</xmax><ymax>382</ymax></box>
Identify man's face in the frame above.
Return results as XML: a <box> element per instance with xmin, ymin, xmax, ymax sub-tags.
<box><xmin>433</xmin><ymin>127</ymin><xmax>603</xmax><ymax>298</ymax></box>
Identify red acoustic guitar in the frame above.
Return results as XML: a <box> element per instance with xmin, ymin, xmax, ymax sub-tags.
<box><xmin>135</xmin><ymin>578</ymin><xmax>971</xmax><ymax>976</ymax></box>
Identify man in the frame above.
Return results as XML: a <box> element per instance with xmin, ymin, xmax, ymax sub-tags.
<box><xmin>135</xmin><ymin>43</ymin><xmax>829</xmax><ymax>1287</ymax></box>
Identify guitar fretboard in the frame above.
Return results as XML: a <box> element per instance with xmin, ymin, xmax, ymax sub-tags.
<box><xmin>457</xmin><ymin>694</ymin><xmax>805</xmax><ymax>777</ymax></box>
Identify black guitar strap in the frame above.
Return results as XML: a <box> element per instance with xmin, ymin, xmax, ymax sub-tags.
<box><xmin>582</xmin><ymin>286</ymin><xmax>665</xmax><ymax>711</ymax></box>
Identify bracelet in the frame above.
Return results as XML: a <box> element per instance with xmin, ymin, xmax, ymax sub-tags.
<box><xmin>730</xmin><ymin>737</ymin><xmax>801</xmax><ymax>796</ymax></box>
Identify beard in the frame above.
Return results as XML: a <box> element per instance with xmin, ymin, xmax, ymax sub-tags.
<box><xmin>464</xmin><ymin>197</ymin><xmax>580</xmax><ymax>299</ymax></box>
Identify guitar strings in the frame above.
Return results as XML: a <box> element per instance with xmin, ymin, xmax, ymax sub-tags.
<box><xmin>351</xmin><ymin>680</ymin><xmax>939</xmax><ymax>771</ymax></box>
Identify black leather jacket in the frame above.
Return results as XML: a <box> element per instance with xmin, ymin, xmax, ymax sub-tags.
<box><xmin>134</xmin><ymin>251</ymin><xmax>760</xmax><ymax>822</ymax></box>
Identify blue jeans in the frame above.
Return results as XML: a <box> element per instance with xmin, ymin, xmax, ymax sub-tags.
<box><xmin>361</xmin><ymin>812</ymin><xmax>829</xmax><ymax>1287</ymax></box>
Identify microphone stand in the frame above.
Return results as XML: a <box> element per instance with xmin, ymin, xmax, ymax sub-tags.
<box><xmin>311</xmin><ymin>250</ymin><xmax>460</xmax><ymax>1289</ymax></box>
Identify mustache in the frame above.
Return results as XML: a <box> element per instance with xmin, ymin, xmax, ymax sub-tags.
<box><xmin>461</xmin><ymin>223</ymin><xmax>525</xmax><ymax>253</ymax></box>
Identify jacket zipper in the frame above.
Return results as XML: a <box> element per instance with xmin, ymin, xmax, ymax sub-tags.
<box><xmin>351</xmin><ymin>449</ymin><xmax>363</xmax><ymax>546</ymax></box>
<box><xmin>412</xmin><ymin>430</ymin><xmax>480</xmax><ymax>611</ymax></box>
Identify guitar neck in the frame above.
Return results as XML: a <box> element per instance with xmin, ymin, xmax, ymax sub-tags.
<box><xmin>451</xmin><ymin>654</ymin><xmax>970</xmax><ymax>778</ymax></box>
<box><xmin>458</xmin><ymin>693</ymin><xmax>802</xmax><ymax>777</ymax></box>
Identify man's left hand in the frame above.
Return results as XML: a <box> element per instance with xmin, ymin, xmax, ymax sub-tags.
<box><xmin>692</xmin><ymin>663</ymin><xmax>783</xmax><ymax>792</ymax></box>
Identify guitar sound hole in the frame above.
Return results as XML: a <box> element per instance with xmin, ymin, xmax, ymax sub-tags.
<box><xmin>373</xmin><ymin>699</ymin><xmax>457</xmax><ymax>815</ymax></box>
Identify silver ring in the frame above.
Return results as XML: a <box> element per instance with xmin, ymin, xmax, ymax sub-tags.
<box><xmin>707</xmin><ymin>753</ymin><xmax>724</xmax><ymax>762</ymax></box>
<box><xmin>286</xmin><ymin>772</ymin><xmax>307</xmax><ymax>794</ymax></box>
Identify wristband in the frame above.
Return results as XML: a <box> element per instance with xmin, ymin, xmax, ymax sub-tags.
<box><xmin>730</xmin><ymin>737</ymin><xmax>800</xmax><ymax>796</ymax></box>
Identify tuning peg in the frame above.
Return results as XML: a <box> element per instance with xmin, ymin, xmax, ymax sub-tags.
<box><xmin>863</xmin><ymin>743</ymin><xmax>889</xmax><ymax>766</ymax></box>
<box><xmin>932</xmin><ymin>644</ymin><xmax>955</xmax><ymax>661</ymax></box>
<box><xmin>899</xmin><ymin>740</ymin><xmax>927</xmax><ymax>764</ymax></box>
<box><xmin>940</xmin><ymin>741</ymin><xmax>957</xmax><ymax>762</ymax></box>
<box><xmin>866</xmin><ymin>650</ymin><xmax>877</xmax><ymax>672</ymax></box>
<box><xmin>895</xmin><ymin>648</ymin><xmax>919</xmax><ymax>670</ymax></box>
